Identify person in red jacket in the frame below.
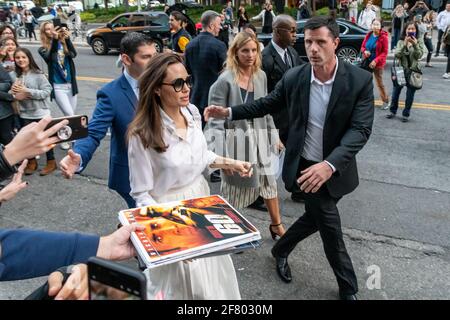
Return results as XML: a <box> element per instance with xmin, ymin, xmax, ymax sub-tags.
<box><xmin>360</xmin><ymin>18</ymin><xmax>389</xmax><ymax>109</ymax></box>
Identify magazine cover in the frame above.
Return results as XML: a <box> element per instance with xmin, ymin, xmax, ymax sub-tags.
<box><xmin>118</xmin><ymin>195</ymin><xmax>261</xmax><ymax>268</ymax></box>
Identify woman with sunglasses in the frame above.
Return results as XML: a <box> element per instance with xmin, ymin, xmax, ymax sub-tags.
<box><xmin>127</xmin><ymin>53</ymin><xmax>252</xmax><ymax>300</ymax></box>
<box><xmin>207</xmin><ymin>32</ymin><xmax>285</xmax><ymax>240</ymax></box>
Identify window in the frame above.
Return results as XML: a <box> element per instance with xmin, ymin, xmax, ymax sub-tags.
<box><xmin>297</xmin><ymin>22</ymin><xmax>305</xmax><ymax>34</ymax></box>
<box><xmin>112</xmin><ymin>15</ymin><xmax>130</xmax><ymax>28</ymax></box>
<box><xmin>148</xmin><ymin>13</ymin><xmax>169</xmax><ymax>27</ymax></box>
<box><xmin>339</xmin><ymin>24</ymin><xmax>349</xmax><ymax>35</ymax></box>
<box><xmin>129</xmin><ymin>15</ymin><xmax>146</xmax><ymax>27</ymax></box>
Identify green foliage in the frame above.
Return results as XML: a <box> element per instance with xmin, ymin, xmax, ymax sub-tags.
<box><xmin>82</xmin><ymin>4</ymin><xmax>341</xmax><ymax>24</ymax></box>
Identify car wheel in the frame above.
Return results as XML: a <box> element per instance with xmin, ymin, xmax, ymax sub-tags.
<box><xmin>154</xmin><ymin>40</ymin><xmax>163</xmax><ymax>53</ymax></box>
<box><xmin>337</xmin><ymin>46</ymin><xmax>358</xmax><ymax>63</ymax></box>
<box><xmin>91</xmin><ymin>38</ymin><xmax>108</xmax><ymax>55</ymax></box>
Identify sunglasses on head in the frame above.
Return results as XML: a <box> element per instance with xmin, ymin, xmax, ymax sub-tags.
<box><xmin>161</xmin><ymin>75</ymin><xmax>192</xmax><ymax>92</ymax></box>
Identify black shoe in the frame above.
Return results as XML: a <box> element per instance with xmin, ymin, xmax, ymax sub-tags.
<box><xmin>210</xmin><ymin>170</ymin><xmax>221</xmax><ymax>183</ymax></box>
<box><xmin>401</xmin><ymin>116</ymin><xmax>409</xmax><ymax>123</ymax></box>
<box><xmin>291</xmin><ymin>191</ymin><xmax>305</xmax><ymax>203</ymax></box>
<box><xmin>271</xmin><ymin>248</ymin><xmax>292</xmax><ymax>283</ymax></box>
<box><xmin>247</xmin><ymin>196</ymin><xmax>268</xmax><ymax>212</ymax></box>
<box><xmin>385</xmin><ymin>113</ymin><xmax>395</xmax><ymax>119</ymax></box>
<box><xmin>339</xmin><ymin>293</ymin><xmax>358</xmax><ymax>300</ymax></box>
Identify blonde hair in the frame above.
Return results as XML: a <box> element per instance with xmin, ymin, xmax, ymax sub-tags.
<box><xmin>225</xmin><ymin>32</ymin><xmax>261</xmax><ymax>82</ymax></box>
<box><xmin>40</xmin><ymin>21</ymin><xmax>68</xmax><ymax>54</ymax></box>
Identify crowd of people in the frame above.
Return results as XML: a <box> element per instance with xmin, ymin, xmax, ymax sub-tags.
<box><xmin>0</xmin><ymin>1</ymin><xmax>449</xmax><ymax>301</ymax></box>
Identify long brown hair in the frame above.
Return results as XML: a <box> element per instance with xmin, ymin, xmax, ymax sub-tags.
<box><xmin>14</xmin><ymin>47</ymin><xmax>43</xmax><ymax>77</ymax></box>
<box><xmin>40</xmin><ymin>21</ymin><xmax>68</xmax><ymax>54</ymax></box>
<box><xmin>127</xmin><ymin>52</ymin><xmax>185</xmax><ymax>153</ymax></box>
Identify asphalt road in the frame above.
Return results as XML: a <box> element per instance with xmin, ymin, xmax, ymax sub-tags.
<box><xmin>0</xmin><ymin>44</ymin><xmax>449</xmax><ymax>300</ymax></box>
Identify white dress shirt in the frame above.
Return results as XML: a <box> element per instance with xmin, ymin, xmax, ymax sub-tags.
<box><xmin>436</xmin><ymin>10</ymin><xmax>450</xmax><ymax>32</ymax></box>
<box><xmin>123</xmin><ymin>68</ymin><xmax>139</xmax><ymax>98</ymax></box>
<box><xmin>271</xmin><ymin>40</ymin><xmax>292</xmax><ymax>67</ymax></box>
<box><xmin>128</xmin><ymin>104</ymin><xmax>218</xmax><ymax>207</ymax></box>
<box><xmin>302</xmin><ymin>57</ymin><xmax>339</xmax><ymax>172</ymax></box>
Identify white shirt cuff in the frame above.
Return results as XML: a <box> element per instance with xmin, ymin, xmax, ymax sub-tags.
<box><xmin>227</xmin><ymin>107</ymin><xmax>233</xmax><ymax>120</ymax></box>
<box><xmin>324</xmin><ymin>160</ymin><xmax>336</xmax><ymax>173</ymax></box>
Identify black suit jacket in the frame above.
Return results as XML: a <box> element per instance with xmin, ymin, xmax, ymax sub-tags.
<box><xmin>232</xmin><ymin>60</ymin><xmax>374</xmax><ymax>198</ymax></box>
<box><xmin>261</xmin><ymin>43</ymin><xmax>303</xmax><ymax>141</ymax></box>
<box><xmin>185</xmin><ymin>32</ymin><xmax>227</xmax><ymax>112</ymax></box>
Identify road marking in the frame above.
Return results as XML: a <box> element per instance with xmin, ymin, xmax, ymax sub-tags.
<box><xmin>77</xmin><ymin>76</ymin><xmax>114</xmax><ymax>83</ymax></box>
<box><xmin>374</xmin><ymin>99</ymin><xmax>450</xmax><ymax>111</ymax></box>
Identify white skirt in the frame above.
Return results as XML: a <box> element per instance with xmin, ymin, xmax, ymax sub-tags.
<box><xmin>144</xmin><ymin>175</ymin><xmax>241</xmax><ymax>300</ymax></box>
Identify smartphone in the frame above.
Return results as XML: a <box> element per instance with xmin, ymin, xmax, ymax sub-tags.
<box><xmin>407</xmin><ymin>32</ymin><xmax>416</xmax><ymax>38</ymax></box>
<box><xmin>53</xmin><ymin>18</ymin><xmax>61</xmax><ymax>27</ymax></box>
<box><xmin>45</xmin><ymin>115</ymin><xmax>88</xmax><ymax>143</ymax></box>
<box><xmin>88</xmin><ymin>257</ymin><xmax>147</xmax><ymax>300</ymax></box>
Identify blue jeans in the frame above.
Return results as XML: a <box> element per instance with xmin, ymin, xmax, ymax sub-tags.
<box><xmin>391</xmin><ymin>28</ymin><xmax>401</xmax><ymax>50</ymax></box>
<box><xmin>390</xmin><ymin>84</ymin><xmax>416</xmax><ymax>118</ymax></box>
<box><xmin>117</xmin><ymin>191</ymin><xmax>136</xmax><ymax>209</ymax></box>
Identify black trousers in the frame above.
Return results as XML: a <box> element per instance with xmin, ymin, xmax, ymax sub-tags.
<box><xmin>273</xmin><ymin>158</ymin><xmax>358</xmax><ymax>295</ymax></box>
<box><xmin>0</xmin><ymin>115</ymin><xmax>14</xmax><ymax>145</ymax></box>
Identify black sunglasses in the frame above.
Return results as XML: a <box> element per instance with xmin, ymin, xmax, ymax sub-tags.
<box><xmin>161</xmin><ymin>75</ymin><xmax>192</xmax><ymax>92</ymax></box>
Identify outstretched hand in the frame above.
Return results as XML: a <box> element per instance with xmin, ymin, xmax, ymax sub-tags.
<box><xmin>203</xmin><ymin>105</ymin><xmax>230</xmax><ymax>122</ymax></box>
<box><xmin>0</xmin><ymin>160</ymin><xmax>28</xmax><ymax>202</ymax></box>
<box><xmin>231</xmin><ymin>160</ymin><xmax>253</xmax><ymax>178</ymax></box>
<box><xmin>3</xmin><ymin>116</ymin><xmax>69</xmax><ymax>166</ymax></box>
<box><xmin>60</xmin><ymin>149</ymin><xmax>82</xmax><ymax>179</ymax></box>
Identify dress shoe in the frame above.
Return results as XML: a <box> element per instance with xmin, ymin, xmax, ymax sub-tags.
<box><xmin>271</xmin><ymin>248</ymin><xmax>292</xmax><ymax>283</ymax></box>
<box><xmin>210</xmin><ymin>170</ymin><xmax>221</xmax><ymax>183</ymax></box>
<box><xmin>24</xmin><ymin>158</ymin><xmax>38</xmax><ymax>175</ymax></box>
<box><xmin>339</xmin><ymin>293</ymin><xmax>358</xmax><ymax>300</ymax></box>
<box><xmin>39</xmin><ymin>159</ymin><xmax>57</xmax><ymax>176</ymax></box>
<box><xmin>291</xmin><ymin>191</ymin><xmax>305</xmax><ymax>203</ymax></box>
<box><xmin>385</xmin><ymin>113</ymin><xmax>396</xmax><ymax>119</ymax></box>
<box><xmin>247</xmin><ymin>196</ymin><xmax>268</xmax><ymax>212</ymax></box>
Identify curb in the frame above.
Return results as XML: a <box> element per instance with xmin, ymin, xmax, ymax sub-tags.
<box><xmin>18</xmin><ymin>39</ymin><xmax>91</xmax><ymax>48</ymax></box>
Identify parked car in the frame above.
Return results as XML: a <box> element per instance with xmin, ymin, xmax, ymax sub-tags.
<box><xmin>148</xmin><ymin>0</ymin><xmax>161</xmax><ymax>8</ymax></box>
<box><xmin>258</xmin><ymin>18</ymin><xmax>367</xmax><ymax>63</ymax></box>
<box><xmin>86</xmin><ymin>11</ymin><xmax>171</xmax><ymax>55</ymax></box>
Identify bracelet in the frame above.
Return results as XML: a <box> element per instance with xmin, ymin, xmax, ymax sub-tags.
<box><xmin>0</xmin><ymin>144</ymin><xmax>18</xmax><ymax>182</ymax></box>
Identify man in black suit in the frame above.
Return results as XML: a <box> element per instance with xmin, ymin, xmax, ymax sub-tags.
<box><xmin>204</xmin><ymin>16</ymin><xmax>374</xmax><ymax>300</ymax></box>
<box><xmin>185</xmin><ymin>10</ymin><xmax>227</xmax><ymax>125</ymax></box>
<box><xmin>262</xmin><ymin>14</ymin><xmax>303</xmax><ymax>145</ymax></box>
<box><xmin>185</xmin><ymin>10</ymin><xmax>227</xmax><ymax>183</ymax></box>
<box><xmin>256</xmin><ymin>14</ymin><xmax>305</xmax><ymax>208</ymax></box>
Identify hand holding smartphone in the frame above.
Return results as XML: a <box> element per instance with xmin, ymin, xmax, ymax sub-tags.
<box><xmin>88</xmin><ymin>257</ymin><xmax>147</xmax><ymax>300</ymax></box>
<box><xmin>44</xmin><ymin>115</ymin><xmax>89</xmax><ymax>143</ymax></box>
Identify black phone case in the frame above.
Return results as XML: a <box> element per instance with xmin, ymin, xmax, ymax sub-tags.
<box><xmin>87</xmin><ymin>257</ymin><xmax>147</xmax><ymax>300</ymax></box>
<box><xmin>46</xmin><ymin>115</ymin><xmax>88</xmax><ymax>143</ymax></box>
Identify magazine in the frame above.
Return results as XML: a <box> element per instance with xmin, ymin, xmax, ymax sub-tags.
<box><xmin>118</xmin><ymin>195</ymin><xmax>261</xmax><ymax>268</ymax></box>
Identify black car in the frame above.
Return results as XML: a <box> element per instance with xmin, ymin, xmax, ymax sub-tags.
<box><xmin>86</xmin><ymin>11</ymin><xmax>171</xmax><ymax>55</ymax></box>
<box><xmin>258</xmin><ymin>18</ymin><xmax>367</xmax><ymax>63</ymax></box>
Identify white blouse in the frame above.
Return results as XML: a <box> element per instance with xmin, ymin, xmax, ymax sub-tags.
<box><xmin>128</xmin><ymin>104</ymin><xmax>217</xmax><ymax>207</ymax></box>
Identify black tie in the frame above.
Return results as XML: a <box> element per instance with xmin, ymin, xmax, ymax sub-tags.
<box><xmin>284</xmin><ymin>51</ymin><xmax>292</xmax><ymax>68</ymax></box>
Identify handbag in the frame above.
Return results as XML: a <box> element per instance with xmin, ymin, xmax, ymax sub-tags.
<box><xmin>391</xmin><ymin>57</ymin><xmax>407</xmax><ymax>87</ymax></box>
<box><xmin>406</xmin><ymin>55</ymin><xmax>423</xmax><ymax>90</ymax></box>
<box><xmin>407</xmin><ymin>69</ymin><xmax>423</xmax><ymax>90</ymax></box>
<box><xmin>353</xmin><ymin>52</ymin><xmax>373</xmax><ymax>73</ymax></box>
